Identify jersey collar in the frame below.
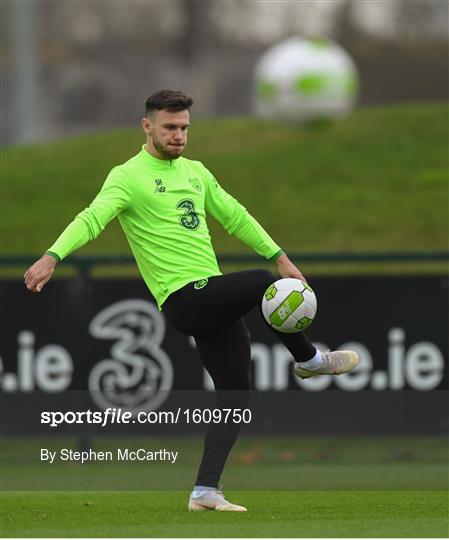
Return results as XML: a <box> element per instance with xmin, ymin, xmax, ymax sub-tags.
<box><xmin>140</xmin><ymin>145</ymin><xmax>180</xmax><ymax>168</ymax></box>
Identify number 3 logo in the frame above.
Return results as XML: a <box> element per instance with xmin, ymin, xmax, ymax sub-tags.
<box><xmin>176</xmin><ymin>199</ymin><xmax>200</xmax><ymax>230</ymax></box>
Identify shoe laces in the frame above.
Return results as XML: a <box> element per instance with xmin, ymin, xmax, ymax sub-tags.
<box><xmin>321</xmin><ymin>350</ymin><xmax>340</xmax><ymax>372</ymax></box>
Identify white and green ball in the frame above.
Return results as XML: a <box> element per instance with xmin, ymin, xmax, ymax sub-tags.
<box><xmin>262</xmin><ymin>278</ymin><xmax>317</xmax><ymax>333</ymax></box>
<box><xmin>254</xmin><ymin>36</ymin><xmax>359</xmax><ymax>122</ymax></box>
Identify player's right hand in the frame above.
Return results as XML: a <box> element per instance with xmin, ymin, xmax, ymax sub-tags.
<box><xmin>276</xmin><ymin>253</ymin><xmax>307</xmax><ymax>283</ymax></box>
<box><xmin>24</xmin><ymin>254</ymin><xmax>58</xmax><ymax>293</ymax></box>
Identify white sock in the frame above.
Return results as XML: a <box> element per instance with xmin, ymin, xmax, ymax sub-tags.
<box><xmin>192</xmin><ymin>485</ymin><xmax>216</xmax><ymax>498</ymax></box>
<box><xmin>297</xmin><ymin>349</ymin><xmax>323</xmax><ymax>370</ymax></box>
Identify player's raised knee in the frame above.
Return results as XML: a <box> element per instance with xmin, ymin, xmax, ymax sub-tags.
<box><xmin>255</xmin><ymin>269</ymin><xmax>277</xmax><ymax>288</ymax></box>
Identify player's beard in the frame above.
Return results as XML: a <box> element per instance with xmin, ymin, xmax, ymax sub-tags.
<box><xmin>152</xmin><ymin>134</ymin><xmax>184</xmax><ymax>160</ymax></box>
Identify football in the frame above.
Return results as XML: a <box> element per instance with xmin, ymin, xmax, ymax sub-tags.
<box><xmin>262</xmin><ymin>278</ymin><xmax>317</xmax><ymax>333</ymax></box>
<box><xmin>254</xmin><ymin>36</ymin><xmax>359</xmax><ymax>123</ymax></box>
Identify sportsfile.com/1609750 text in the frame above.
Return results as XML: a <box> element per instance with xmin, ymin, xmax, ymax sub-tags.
<box><xmin>40</xmin><ymin>408</ymin><xmax>252</xmax><ymax>428</ymax></box>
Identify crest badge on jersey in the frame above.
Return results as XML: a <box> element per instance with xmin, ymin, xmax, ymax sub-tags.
<box><xmin>188</xmin><ymin>177</ymin><xmax>202</xmax><ymax>192</ymax></box>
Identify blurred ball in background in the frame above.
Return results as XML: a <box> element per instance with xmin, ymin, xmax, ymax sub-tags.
<box><xmin>254</xmin><ymin>36</ymin><xmax>359</xmax><ymax>123</ymax></box>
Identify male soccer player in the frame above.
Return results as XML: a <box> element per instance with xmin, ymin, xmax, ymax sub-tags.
<box><xmin>24</xmin><ymin>89</ymin><xmax>359</xmax><ymax>512</ymax></box>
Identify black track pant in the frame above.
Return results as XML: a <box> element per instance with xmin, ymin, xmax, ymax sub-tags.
<box><xmin>163</xmin><ymin>269</ymin><xmax>316</xmax><ymax>488</ymax></box>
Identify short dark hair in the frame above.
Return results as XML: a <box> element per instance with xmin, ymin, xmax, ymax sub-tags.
<box><xmin>145</xmin><ymin>90</ymin><xmax>193</xmax><ymax>117</ymax></box>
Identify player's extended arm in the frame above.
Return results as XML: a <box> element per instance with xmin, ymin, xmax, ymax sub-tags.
<box><xmin>24</xmin><ymin>167</ymin><xmax>131</xmax><ymax>293</ymax></box>
<box><xmin>204</xmin><ymin>171</ymin><xmax>306</xmax><ymax>281</ymax></box>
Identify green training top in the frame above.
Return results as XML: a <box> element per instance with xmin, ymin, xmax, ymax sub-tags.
<box><xmin>48</xmin><ymin>146</ymin><xmax>282</xmax><ymax>309</ymax></box>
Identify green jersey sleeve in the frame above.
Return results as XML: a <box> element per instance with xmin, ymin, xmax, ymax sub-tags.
<box><xmin>203</xmin><ymin>166</ymin><xmax>282</xmax><ymax>260</ymax></box>
<box><xmin>47</xmin><ymin>166</ymin><xmax>132</xmax><ymax>260</ymax></box>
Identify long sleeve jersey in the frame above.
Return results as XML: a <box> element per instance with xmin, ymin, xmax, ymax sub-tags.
<box><xmin>48</xmin><ymin>146</ymin><xmax>282</xmax><ymax>309</ymax></box>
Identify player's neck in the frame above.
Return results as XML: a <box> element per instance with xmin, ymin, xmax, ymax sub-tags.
<box><xmin>145</xmin><ymin>142</ymin><xmax>170</xmax><ymax>161</ymax></box>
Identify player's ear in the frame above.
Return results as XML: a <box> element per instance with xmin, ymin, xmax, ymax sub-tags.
<box><xmin>141</xmin><ymin>117</ymin><xmax>152</xmax><ymax>136</ymax></box>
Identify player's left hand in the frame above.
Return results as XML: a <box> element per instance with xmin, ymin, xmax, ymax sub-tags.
<box><xmin>276</xmin><ymin>253</ymin><xmax>307</xmax><ymax>282</ymax></box>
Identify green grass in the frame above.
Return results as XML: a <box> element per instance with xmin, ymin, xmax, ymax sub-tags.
<box><xmin>2</xmin><ymin>491</ymin><xmax>448</xmax><ymax>537</ymax></box>
<box><xmin>2</xmin><ymin>437</ymin><xmax>448</xmax><ymax>536</ymax></box>
<box><xmin>2</xmin><ymin>436</ymin><xmax>448</xmax><ymax>492</ymax></box>
<box><xmin>2</xmin><ymin>103</ymin><xmax>448</xmax><ymax>257</ymax></box>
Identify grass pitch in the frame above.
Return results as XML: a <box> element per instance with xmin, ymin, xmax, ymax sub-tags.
<box><xmin>1</xmin><ymin>437</ymin><xmax>448</xmax><ymax>537</ymax></box>
<box><xmin>2</xmin><ymin>490</ymin><xmax>448</xmax><ymax>537</ymax></box>
<box><xmin>3</xmin><ymin>103</ymin><xmax>448</xmax><ymax>256</ymax></box>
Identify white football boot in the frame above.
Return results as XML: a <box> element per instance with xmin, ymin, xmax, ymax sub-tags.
<box><xmin>188</xmin><ymin>490</ymin><xmax>247</xmax><ymax>512</ymax></box>
<box><xmin>295</xmin><ymin>350</ymin><xmax>359</xmax><ymax>379</ymax></box>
